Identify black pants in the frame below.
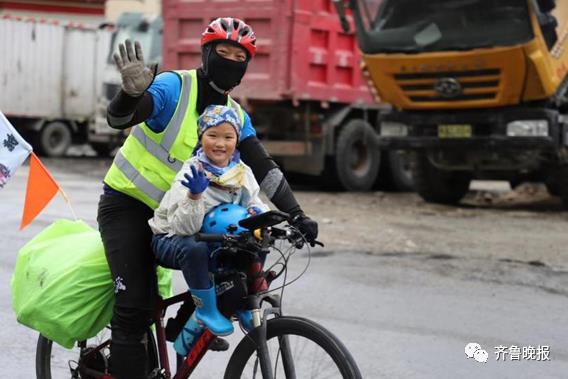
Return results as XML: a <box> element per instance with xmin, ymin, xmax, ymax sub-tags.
<box><xmin>97</xmin><ymin>193</ymin><xmax>158</xmax><ymax>379</ymax></box>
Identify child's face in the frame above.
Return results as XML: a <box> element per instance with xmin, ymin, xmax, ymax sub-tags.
<box><xmin>201</xmin><ymin>122</ymin><xmax>238</xmax><ymax>167</ymax></box>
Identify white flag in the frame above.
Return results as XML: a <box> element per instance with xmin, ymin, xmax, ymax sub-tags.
<box><xmin>0</xmin><ymin>110</ymin><xmax>32</xmax><ymax>188</ymax></box>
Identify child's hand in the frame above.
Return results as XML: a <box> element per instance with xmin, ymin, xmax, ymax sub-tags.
<box><xmin>181</xmin><ymin>165</ymin><xmax>209</xmax><ymax>195</ymax></box>
<box><xmin>247</xmin><ymin>206</ymin><xmax>263</xmax><ymax>216</ymax></box>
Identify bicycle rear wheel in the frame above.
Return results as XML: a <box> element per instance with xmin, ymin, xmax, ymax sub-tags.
<box><xmin>36</xmin><ymin>327</ymin><xmax>159</xmax><ymax>378</ymax></box>
<box><xmin>224</xmin><ymin>316</ymin><xmax>361</xmax><ymax>379</ymax></box>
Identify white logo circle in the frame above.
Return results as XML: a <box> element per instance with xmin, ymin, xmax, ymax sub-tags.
<box><xmin>474</xmin><ymin>349</ymin><xmax>489</xmax><ymax>363</ymax></box>
<box><xmin>465</xmin><ymin>342</ymin><xmax>481</xmax><ymax>358</ymax></box>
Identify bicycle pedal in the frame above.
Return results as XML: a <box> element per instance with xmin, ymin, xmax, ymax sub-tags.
<box><xmin>209</xmin><ymin>337</ymin><xmax>230</xmax><ymax>352</ymax></box>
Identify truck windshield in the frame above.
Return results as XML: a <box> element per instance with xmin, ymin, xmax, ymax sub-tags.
<box><xmin>358</xmin><ymin>0</ymin><xmax>533</xmax><ymax>53</ymax></box>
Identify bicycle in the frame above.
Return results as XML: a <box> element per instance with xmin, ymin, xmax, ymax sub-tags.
<box><xmin>36</xmin><ymin>210</ymin><xmax>362</xmax><ymax>378</ymax></box>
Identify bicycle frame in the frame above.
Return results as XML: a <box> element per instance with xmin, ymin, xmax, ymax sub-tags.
<box><xmin>153</xmin><ymin>291</ymin><xmax>217</xmax><ymax>379</ymax></box>
<box><xmin>153</xmin><ymin>290</ymin><xmax>284</xmax><ymax>379</ymax></box>
<box><xmin>77</xmin><ymin>290</ymin><xmax>290</xmax><ymax>378</ymax></box>
<box><xmin>79</xmin><ymin>282</ymin><xmax>283</xmax><ymax>377</ymax></box>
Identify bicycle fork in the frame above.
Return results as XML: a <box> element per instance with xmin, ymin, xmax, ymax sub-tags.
<box><xmin>248</xmin><ymin>294</ymin><xmax>297</xmax><ymax>379</ymax></box>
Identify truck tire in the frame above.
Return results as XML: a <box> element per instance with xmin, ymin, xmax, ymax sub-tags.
<box><xmin>547</xmin><ymin>165</ymin><xmax>568</xmax><ymax>207</ymax></box>
<box><xmin>334</xmin><ymin>119</ymin><xmax>380</xmax><ymax>191</ymax></box>
<box><xmin>544</xmin><ymin>172</ymin><xmax>562</xmax><ymax>197</ymax></box>
<box><xmin>410</xmin><ymin>152</ymin><xmax>471</xmax><ymax>205</ymax></box>
<box><xmin>35</xmin><ymin>121</ymin><xmax>71</xmax><ymax>157</ymax></box>
<box><xmin>545</xmin><ymin>180</ymin><xmax>561</xmax><ymax>197</ymax></box>
<box><xmin>387</xmin><ymin>150</ymin><xmax>414</xmax><ymax>191</ymax></box>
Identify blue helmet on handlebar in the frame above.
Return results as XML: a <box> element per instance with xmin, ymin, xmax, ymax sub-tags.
<box><xmin>201</xmin><ymin>203</ymin><xmax>249</xmax><ymax>235</ymax></box>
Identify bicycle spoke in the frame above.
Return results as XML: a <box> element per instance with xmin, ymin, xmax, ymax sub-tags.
<box><xmin>240</xmin><ymin>333</ymin><xmax>345</xmax><ymax>378</ymax></box>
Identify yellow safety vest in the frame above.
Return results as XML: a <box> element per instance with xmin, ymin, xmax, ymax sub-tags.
<box><xmin>104</xmin><ymin>69</ymin><xmax>245</xmax><ymax>209</ymax></box>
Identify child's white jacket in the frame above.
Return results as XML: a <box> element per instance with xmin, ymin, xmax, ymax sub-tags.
<box><xmin>148</xmin><ymin>156</ymin><xmax>269</xmax><ymax>236</ymax></box>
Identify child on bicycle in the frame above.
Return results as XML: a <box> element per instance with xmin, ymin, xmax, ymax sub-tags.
<box><xmin>149</xmin><ymin>104</ymin><xmax>268</xmax><ymax>353</ymax></box>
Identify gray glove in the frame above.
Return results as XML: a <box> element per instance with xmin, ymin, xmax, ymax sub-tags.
<box><xmin>113</xmin><ymin>39</ymin><xmax>156</xmax><ymax>97</ymax></box>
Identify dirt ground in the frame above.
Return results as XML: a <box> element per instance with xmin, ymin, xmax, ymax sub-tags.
<box><xmin>294</xmin><ymin>181</ymin><xmax>568</xmax><ymax>270</ymax></box>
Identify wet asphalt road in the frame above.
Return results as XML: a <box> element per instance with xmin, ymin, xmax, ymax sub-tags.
<box><xmin>0</xmin><ymin>157</ymin><xmax>567</xmax><ymax>378</ymax></box>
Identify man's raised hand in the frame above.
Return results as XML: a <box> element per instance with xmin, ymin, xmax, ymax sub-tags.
<box><xmin>113</xmin><ymin>39</ymin><xmax>157</xmax><ymax>97</ymax></box>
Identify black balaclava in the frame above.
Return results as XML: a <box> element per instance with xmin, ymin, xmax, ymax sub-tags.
<box><xmin>196</xmin><ymin>68</ymin><xmax>226</xmax><ymax>115</ymax></box>
<box><xmin>202</xmin><ymin>42</ymin><xmax>249</xmax><ymax>93</ymax></box>
<box><xmin>196</xmin><ymin>42</ymin><xmax>249</xmax><ymax>114</ymax></box>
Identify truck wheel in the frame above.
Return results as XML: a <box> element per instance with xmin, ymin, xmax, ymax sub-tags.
<box><xmin>509</xmin><ymin>178</ymin><xmax>523</xmax><ymax>190</ymax></box>
<box><xmin>547</xmin><ymin>165</ymin><xmax>568</xmax><ymax>207</ymax></box>
<box><xmin>334</xmin><ymin>119</ymin><xmax>380</xmax><ymax>191</ymax></box>
<box><xmin>544</xmin><ymin>174</ymin><xmax>562</xmax><ymax>197</ymax></box>
<box><xmin>387</xmin><ymin>150</ymin><xmax>414</xmax><ymax>191</ymax></box>
<box><xmin>410</xmin><ymin>152</ymin><xmax>471</xmax><ymax>205</ymax></box>
<box><xmin>36</xmin><ymin>121</ymin><xmax>71</xmax><ymax>157</ymax></box>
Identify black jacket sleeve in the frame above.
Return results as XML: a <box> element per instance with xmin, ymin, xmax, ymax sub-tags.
<box><xmin>106</xmin><ymin>90</ymin><xmax>154</xmax><ymax>129</ymax></box>
<box><xmin>239</xmin><ymin>136</ymin><xmax>303</xmax><ymax>216</ymax></box>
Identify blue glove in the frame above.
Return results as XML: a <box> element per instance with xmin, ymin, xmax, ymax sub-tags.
<box><xmin>181</xmin><ymin>165</ymin><xmax>209</xmax><ymax>195</ymax></box>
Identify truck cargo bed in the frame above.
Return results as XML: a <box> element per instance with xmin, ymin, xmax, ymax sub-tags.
<box><xmin>0</xmin><ymin>16</ymin><xmax>111</xmax><ymax>120</ymax></box>
<box><xmin>162</xmin><ymin>0</ymin><xmax>372</xmax><ymax>104</ymax></box>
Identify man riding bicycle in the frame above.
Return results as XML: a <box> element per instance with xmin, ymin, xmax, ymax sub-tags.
<box><xmin>97</xmin><ymin>17</ymin><xmax>318</xmax><ymax>379</ymax></box>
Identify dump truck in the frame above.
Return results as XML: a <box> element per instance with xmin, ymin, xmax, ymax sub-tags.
<box><xmin>335</xmin><ymin>0</ymin><xmax>568</xmax><ymax>206</ymax></box>
<box><xmin>156</xmin><ymin>0</ymin><xmax>413</xmax><ymax>191</ymax></box>
<box><xmin>0</xmin><ymin>15</ymin><xmax>113</xmax><ymax>156</ymax></box>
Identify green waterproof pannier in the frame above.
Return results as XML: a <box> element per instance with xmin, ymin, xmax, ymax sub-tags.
<box><xmin>11</xmin><ymin>219</ymin><xmax>172</xmax><ymax>349</ymax></box>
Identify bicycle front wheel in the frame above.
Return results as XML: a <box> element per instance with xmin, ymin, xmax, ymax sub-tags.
<box><xmin>224</xmin><ymin>316</ymin><xmax>361</xmax><ymax>379</ymax></box>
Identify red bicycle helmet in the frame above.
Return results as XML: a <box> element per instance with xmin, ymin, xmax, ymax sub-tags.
<box><xmin>201</xmin><ymin>17</ymin><xmax>257</xmax><ymax>58</ymax></box>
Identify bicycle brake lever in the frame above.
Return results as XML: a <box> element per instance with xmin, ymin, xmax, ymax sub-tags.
<box><xmin>310</xmin><ymin>240</ymin><xmax>324</xmax><ymax>248</ymax></box>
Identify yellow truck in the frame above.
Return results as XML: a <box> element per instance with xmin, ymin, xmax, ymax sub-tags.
<box><xmin>335</xmin><ymin>0</ymin><xmax>568</xmax><ymax>207</ymax></box>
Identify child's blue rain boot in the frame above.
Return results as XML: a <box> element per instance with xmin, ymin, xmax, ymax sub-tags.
<box><xmin>236</xmin><ymin>310</ymin><xmax>254</xmax><ymax>332</ymax></box>
<box><xmin>191</xmin><ymin>285</ymin><xmax>234</xmax><ymax>336</ymax></box>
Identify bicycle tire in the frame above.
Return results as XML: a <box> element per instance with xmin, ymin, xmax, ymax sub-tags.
<box><xmin>36</xmin><ymin>328</ymin><xmax>159</xmax><ymax>379</ymax></box>
<box><xmin>224</xmin><ymin>316</ymin><xmax>362</xmax><ymax>379</ymax></box>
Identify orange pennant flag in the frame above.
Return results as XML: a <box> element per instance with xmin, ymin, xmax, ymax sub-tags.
<box><xmin>20</xmin><ymin>153</ymin><xmax>60</xmax><ymax>230</ymax></box>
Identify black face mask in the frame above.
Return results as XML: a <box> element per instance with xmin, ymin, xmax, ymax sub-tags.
<box><xmin>202</xmin><ymin>45</ymin><xmax>248</xmax><ymax>92</ymax></box>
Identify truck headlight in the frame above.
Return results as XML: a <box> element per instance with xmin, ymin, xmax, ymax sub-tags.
<box><xmin>381</xmin><ymin>122</ymin><xmax>408</xmax><ymax>137</ymax></box>
<box><xmin>506</xmin><ymin>120</ymin><xmax>549</xmax><ymax>137</ymax></box>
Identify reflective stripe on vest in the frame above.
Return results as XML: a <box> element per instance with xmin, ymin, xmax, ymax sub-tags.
<box><xmin>130</xmin><ymin>127</ymin><xmax>183</xmax><ymax>172</ymax></box>
<box><xmin>161</xmin><ymin>71</ymin><xmax>192</xmax><ymax>151</ymax></box>
<box><xmin>113</xmin><ymin>151</ymin><xmax>165</xmax><ymax>204</ymax></box>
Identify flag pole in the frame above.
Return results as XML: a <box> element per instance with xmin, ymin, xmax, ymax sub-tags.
<box><xmin>58</xmin><ymin>187</ymin><xmax>78</xmax><ymax>221</ymax></box>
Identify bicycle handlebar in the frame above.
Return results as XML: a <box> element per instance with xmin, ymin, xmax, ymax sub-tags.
<box><xmin>194</xmin><ymin>208</ymin><xmax>325</xmax><ymax>249</ymax></box>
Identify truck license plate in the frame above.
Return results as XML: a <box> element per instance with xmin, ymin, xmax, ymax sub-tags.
<box><xmin>438</xmin><ymin>124</ymin><xmax>472</xmax><ymax>138</ymax></box>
